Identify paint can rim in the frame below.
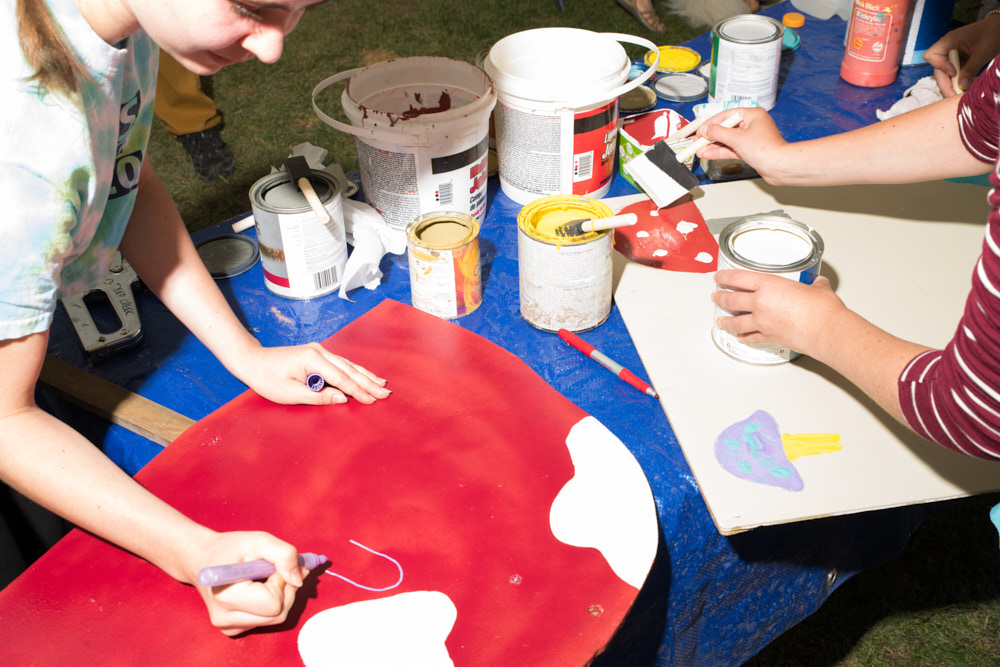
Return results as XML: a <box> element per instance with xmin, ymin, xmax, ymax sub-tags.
<box><xmin>516</xmin><ymin>196</ymin><xmax>615</xmax><ymax>245</ymax></box>
<box><xmin>406</xmin><ymin>212</ymin><xmax>480</xmax><ymax>250</ymax></box>
<box><xmin>718</xmin><ymin>215</ymin><xmax>824</xmax><ymax>274</ymax></box>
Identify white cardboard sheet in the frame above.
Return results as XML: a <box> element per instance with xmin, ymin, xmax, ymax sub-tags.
<box><xmin>615</xmin><ymin>178</ymin><xmax>1000</xmax><ymax>534</ymax></box>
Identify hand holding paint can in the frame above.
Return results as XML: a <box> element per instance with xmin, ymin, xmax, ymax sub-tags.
<box><xmin>712</xmin><ymin>215</ymin><xmax>824</xmax><ymax>364</ymax></box>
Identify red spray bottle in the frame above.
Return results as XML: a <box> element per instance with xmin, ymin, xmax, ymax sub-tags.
<box><xmin>840</xmin><ymin>0</ymin><xmax>913</xmax><ymax>87</ymax></box>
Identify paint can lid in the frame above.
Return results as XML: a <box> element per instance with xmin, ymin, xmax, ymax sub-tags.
<box><xmin>782</xmin><ymin>27</ymin><xmax>801</xmax><ymax>52</ymax></box>
<box><xmin>653</xmin><ymin>73</ymin><xmax>708</xmax><ymax>102</ymax></box>
<box><xmin>620</xmin><ymin>85</ymin><xmax>657</xmax><ymax>114</ymax></box>
<box><xmin>195</xmin><ymin>234</ymin><xmax>260</xmax><ymax>278</ymax></box>
<box><xmin>644</xmin><ymin>45</ymin><xmax>701</xmax><ymax>74</ymax></box>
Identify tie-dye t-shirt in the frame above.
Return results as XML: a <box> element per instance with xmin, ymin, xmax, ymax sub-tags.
<box><xmin>0</xmin><ymin>0</ymin><xmax>158</xmax><ymax>341</ymax></box>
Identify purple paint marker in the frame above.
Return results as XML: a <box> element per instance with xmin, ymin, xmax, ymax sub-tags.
<box><xmin>198</xmin><ymin>552</ymin><xmax>328</xmax><ymax>587</ymax></box>
<box><xmin>306</xmin><ymin>373</ymin><xmax>325</xmax><ymax>392</ymax></box>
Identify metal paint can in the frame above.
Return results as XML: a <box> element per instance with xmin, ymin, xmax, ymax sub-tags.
<box><xmin>406</xmin><ymin>212</ymin><xmax>482</xmax><ymax>319</ymax></box>
<box><xmin>250</xmin><ymin>170</ymin><xmax>347</xmax><ymax>299</ymax></box>
<box><xmin>712</xmin><ymin>215</ymin><xmax>823</xmax><ymax>364</ymax></box>
<box><xmin>709</xmin><ymin>15</ymin><xmax>784</xmax><ymax>110</ymax></box>
<box><xmin>517</xmin><ymin>195</ymin><xmax>614</xmax><ymax>332</ymax></box>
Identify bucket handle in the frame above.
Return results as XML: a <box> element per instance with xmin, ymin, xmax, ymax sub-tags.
<box><xmin>564</xmin><ymin>33</ymin><xmax>659</xmax><ymax>109</ymax></box>
<box><xmin>312</xmin><ymin>68</ymin><xmax>432</xmax><ymax>145</ymax></box>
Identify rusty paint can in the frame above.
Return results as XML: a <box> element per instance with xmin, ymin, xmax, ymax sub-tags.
<box><xmin>406</xmin><ymin>212</ymin><xmax>483</xmax><ymax>319</ymax></box>
<box><xmin>517</xmin><ymin>195</ymin><xmax>614</xmax><ymax>332</ymax></box>
<box><xmin>250</xmin><ymin>170</ymin><xmax>347</xmax><ymax>299</ymax></box>
<box><xmin>712</xmin><ymin>215</ymin><xmax>824</xmax><ymax>364</ymax></box>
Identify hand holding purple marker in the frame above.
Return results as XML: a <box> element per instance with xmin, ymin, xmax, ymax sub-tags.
<box><xmin>198</xmin><ymin>552</ymin><xmax>328</xmax><ymax>587</ymax></box>
<box><xmin>306</xmin><ymin>373</ymin><xmax>325</xmax><ymax>392</ymax></box>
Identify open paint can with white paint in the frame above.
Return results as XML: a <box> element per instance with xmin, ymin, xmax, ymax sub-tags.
<box><xmin>406</xmin><ymin>212</ymin><xmax>482</xmax><ymax>319</ymax></box>
<box><xmin>517</xmin><ymin>195</ymin><xmax>614</xmax><ymax>332</ymax></box>
<box><xmin>713</xmin><ymin>215</ymin><xmax>823</xmax><ymax>364</ymax></box>
<box><xmin>250</xmin><ymin>170</ymin><xmax>347</xmax><ymax>299</ymax></box>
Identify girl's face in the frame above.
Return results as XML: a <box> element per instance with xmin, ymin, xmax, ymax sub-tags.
<box><xmin>128</xmin><ymin>0</ymin><xmax>325</xmax><ymax>74</ymax></box>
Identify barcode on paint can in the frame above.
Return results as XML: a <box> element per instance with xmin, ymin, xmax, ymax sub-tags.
<box><xmin>437</xmin><ymin>182</ymin><xmax>453</xmax><ymax>207</ymax></box>
<box><xmin>313</xmin><ymin>266</ymin><xmax>339</xmax><ymax>291</ymax></box>
<box><xmin>574</xmin><ymin>152</ymin><xmax>593</xmax><ymax>181</ymax></box>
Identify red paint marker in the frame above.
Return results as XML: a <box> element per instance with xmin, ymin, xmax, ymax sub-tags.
<box><xmin>557</xmin><ymin>329</ymin><xmax>659</xmax><ymax>398</ymax></box>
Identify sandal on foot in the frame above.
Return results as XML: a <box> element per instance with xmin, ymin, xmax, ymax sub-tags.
<box><xmin>616</xmin><ymin>0</ymin><xmax>665</xmax><ymax>33</ymax></box>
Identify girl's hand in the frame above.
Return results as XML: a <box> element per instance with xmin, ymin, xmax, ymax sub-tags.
<box><xmin>234</xmin><ymin>342</ymin><xmax>391</xmax><ymax>406</ymax></box>
<box><xmin>712</xmin><ymin>270</ymin><xmax>845</xmax><ymax>359</ymax></box>
<box><xmin>189</xmin><ymin>531</ymin><xmax>306</xmax><ymax>637</ymax></box>
<box><xmin>695</xmin><ymin>108</ymin><xmax>791</xmax><ymax>185</ymax></box>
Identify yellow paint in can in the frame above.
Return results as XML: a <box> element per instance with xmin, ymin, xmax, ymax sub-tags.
<box><xmin>517</xmin><ymin>195</ymin><xmax>615</xmax><ymax>332</ymax></box>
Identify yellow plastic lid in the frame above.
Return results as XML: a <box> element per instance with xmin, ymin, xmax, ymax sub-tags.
<box><xmin>644</xmin><ymin>45</ymin><xmax>701</xmax><ymax>74</ymax></box>
<box><xmin>782</xmin><ymin>12</ymin><xmax>805</xmax><ymax>28</ymax></box>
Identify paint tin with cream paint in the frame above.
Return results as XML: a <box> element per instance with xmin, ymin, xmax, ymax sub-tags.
<box><xmin>517</xmin><ymin>195</ymin><xmax>614</xmax><ymax>332</ymax></box>
<box><xmin>406</xmin><ymin>212</ymin><xmax>482</xmax><ymax>319</ymax></box>
<box><xmin>250</xmin><ymin>170</ymin><xmax>347</xmax><ymax>299</ymax></box>
<box><xmin>713</xmin><ymin>215</ymin><xmax>823</xmax><ymax>364</ymax></box>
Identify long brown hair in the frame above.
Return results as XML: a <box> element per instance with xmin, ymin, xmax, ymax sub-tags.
<box><xmin>17</xmin><ymin>0</ymin><xmax>87</xmax><ymax>96</ymax></box>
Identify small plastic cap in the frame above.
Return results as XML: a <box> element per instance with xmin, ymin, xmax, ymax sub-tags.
<box><xmin>783</xmin><ymin>12</ymin><xmax>805</xmax><ymax>28</ymax></box>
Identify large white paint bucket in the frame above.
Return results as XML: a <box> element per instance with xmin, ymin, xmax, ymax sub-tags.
<box><xmin>482</xmin><ymin>29</ymin><xmax>658</xmax><ymax>205</ymax></box>
<box><xmin>313</xmin><ymin>57</ymin><xmax>496</xmax><ymax>231</ymax></box>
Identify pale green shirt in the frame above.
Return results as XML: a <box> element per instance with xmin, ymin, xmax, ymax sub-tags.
<box><xmin>0</xmin><ymin>0</ymin><xmax>158</xmax><ymax>340</ymax></box>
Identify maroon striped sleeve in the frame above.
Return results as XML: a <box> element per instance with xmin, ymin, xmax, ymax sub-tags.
<box><xmin>896</xmin><ymin>58</ymin><xmax>1000</xmax><ymax>459</ymax></box>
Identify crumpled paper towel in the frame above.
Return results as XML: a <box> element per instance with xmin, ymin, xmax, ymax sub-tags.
<box><xmin>274</xmin><ymin>143</ymin><xmax>407</xmax><ymax>300</ymax></box>
<box><xmin>876</xmin><ymin>77</ymin><xmax>944</xmax><ymax>120</ymax></box>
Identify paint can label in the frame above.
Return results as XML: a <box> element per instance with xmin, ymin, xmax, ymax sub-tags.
<box><xmin>493</xmin><ymin>100</ymin><xmax>618</xmax><ymax>205</ymax></box>
<box><xmin>406</xmin><ymin>212</ymin><xmax>482</xmax><ymax>319</ymax></box>
<box><xmin>517</xmin><ymin>196</ymin><xmax>614</xmax><ymax>332</ymax></box>
<box><xmin>709</xmin><ymin>15</ymin><xmax>784</xmax><ymax>110</ymax></box>
<box><xmin>251</xmin><ymin>171</ymin><xmax>348</xmax><ymax>300</ymax></box>
<box><xmin>357</xmin><ymin>135</ymin><xmax>491</xmax><ymax>232</ymax></box>
<box><xmin>712</xmin><ymin>215</ymin><xmax>823</xmax><ymax>364</ymax></box>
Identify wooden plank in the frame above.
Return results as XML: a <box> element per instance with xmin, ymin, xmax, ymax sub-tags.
<box><xmin>38</xmin><ymin>355</ymin><xmax>195</xmax><ymax>447</ymax></box>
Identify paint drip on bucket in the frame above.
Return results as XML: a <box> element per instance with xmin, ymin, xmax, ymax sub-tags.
<box><xmin>312</xmin><ymin>57</ymin><xmax>496</xmax><ymax>231</ymax></box>
<box><xmin>713</xmin><ymin>215</ymin><xmax>824</xmax><ymax>364</ymax></box>
<box><xmin>517</xmin><ymin>195</ymin><xmax>615</xmax><ymax>332</ymax></box>
<box><xmin>483</xmin><ymin>28</ymin><xmax>658</xmax><ymax>205</ymax></box>
<box><xmin>406</xmin><ymin>212</ymin><xmax>482</xmax><ymax>319</ymax></box>
<box><xmin>250</xmin><ymin>170</ymin><xmax>348</xmax><ymax>300</ymax></box>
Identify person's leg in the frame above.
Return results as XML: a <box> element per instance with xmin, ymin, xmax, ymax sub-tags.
<box><xmin>617</xmin><ymin>0</ymin><xmax>666</xmax><ymax>33</ymax></box>
<box><xmin>155</xmin><ymin>53</ymin><xmax>236</xmax><ymax>181</ymax></box>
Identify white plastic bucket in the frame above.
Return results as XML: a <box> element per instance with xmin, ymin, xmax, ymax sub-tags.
<box><xmin>482</xmin><ymin>29</ymin><xmax>658</xmax><ymax>205</ymax></box>
<box><xmin>313</xmin><ymin>57</ymin><xmax>496</xmax><ymax>231</ymax></box>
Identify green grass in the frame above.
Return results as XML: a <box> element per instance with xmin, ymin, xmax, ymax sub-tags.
<box><xmin>149</xmin><ymin>1</ymin><xmax>1000</xmax><ymax>664</ymax></box>
<box><xmin>150</xmin><ymin>0</ymin><xmax>701</xmax><ymax>233</ymax></box>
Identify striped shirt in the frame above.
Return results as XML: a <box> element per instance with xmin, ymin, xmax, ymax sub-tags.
<box><xmin>897</xmin><ymin>59</ymin><xmax>1000</xmax><ymax>460</ymax></box>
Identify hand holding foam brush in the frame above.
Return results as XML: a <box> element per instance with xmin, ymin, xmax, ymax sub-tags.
<box><xmin>553</xmin><ymin>212</ymin><xmax>638</xmax><ymax>238</ymax></box>
<box><xmin>284</xmin><ymin>155</ymin><xmax>331</xmax><ymax>224</ymax></box>
<box><xmin>623</xmin><ymin>111</ymin><xmax>744</xmax><ymax>209</ymax></box>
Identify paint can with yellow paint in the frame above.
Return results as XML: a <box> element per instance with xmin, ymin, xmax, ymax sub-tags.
<box><xmin>516</xmin><ymin>195</ymin><xmax>614</xmax><ymax>332</ymax></box>
<box><xmin>406</xmin><ymin>212</ymin><xmax>482</xmax><ymax>319</ymax></box>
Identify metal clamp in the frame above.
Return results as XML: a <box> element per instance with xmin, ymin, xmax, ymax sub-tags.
<box><xmin>60</xmin><ymin>251</ymin><xmax>143</xmax><ymax>365</ymax></box>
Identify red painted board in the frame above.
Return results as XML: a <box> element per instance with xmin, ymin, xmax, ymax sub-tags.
<box><xmin>0</xmin><ymin>299</ymin><xmax>652</xmax><ymax>665</ymax></box>
<box><xmin>614</xmin><ymin>195</ymin><xmax>718</xmax><ymax>272</ymax></box>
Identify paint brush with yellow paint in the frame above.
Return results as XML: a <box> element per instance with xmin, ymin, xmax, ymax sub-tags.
<box><xmin>553</xmin><ymin>213</ymin><xmax>638</xmax><ymax>238</ymax></box>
